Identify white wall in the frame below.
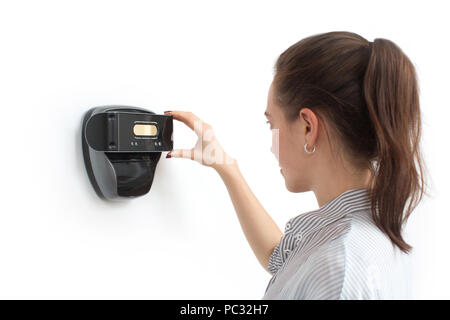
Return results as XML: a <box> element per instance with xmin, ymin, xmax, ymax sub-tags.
<box><xmin>0</xmin><ymin>0</ymin><xmax>448</xmax><ymax>299</ymax></box>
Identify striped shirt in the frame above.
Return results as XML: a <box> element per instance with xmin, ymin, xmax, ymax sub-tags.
<box><xmin>262</xmin><ymin>188</ymin><xmax>412</xmax><ymax>299</ymax></box>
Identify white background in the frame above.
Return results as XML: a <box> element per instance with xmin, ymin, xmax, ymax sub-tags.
<box><xmin>0</xmin><ymin>0</ymin><xmax>448</xmax><ymax>299</ymax></box>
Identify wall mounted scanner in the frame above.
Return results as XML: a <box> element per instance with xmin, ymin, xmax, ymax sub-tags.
<box><xmin>82</xmin><ymin>106</ymin><xmax>173</xmax><ymax>200</ymax></box>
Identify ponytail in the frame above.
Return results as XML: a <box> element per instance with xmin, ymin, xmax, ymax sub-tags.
<box><xmin>364</xmin><ymin>38</ymin><xmax>426</xmax><ymax>253</ymax></box>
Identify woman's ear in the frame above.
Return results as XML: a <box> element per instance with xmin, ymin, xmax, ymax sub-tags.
<box><xmin>299</xmin><ymin>108</ymin><xmax>313</xmax><ymax>133</ymax></box>
<box><xmin>299</xmin><ymin>108</ymin><xmax>319</xmax><ymax>144</ymax></box>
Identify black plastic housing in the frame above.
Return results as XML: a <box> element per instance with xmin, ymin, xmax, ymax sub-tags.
<box><xmin>81</xmin><ymin>106</ymin><xmax>173</xmax><ymax>200</ymax></box>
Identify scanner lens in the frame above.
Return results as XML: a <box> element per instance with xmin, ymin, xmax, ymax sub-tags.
<box><xmin>133</xmin><ymin>124</ymin><xmax>158</xmax><ymax>136</ymax></box>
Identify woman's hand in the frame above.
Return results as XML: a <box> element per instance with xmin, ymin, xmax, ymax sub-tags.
<box><xmin>164</xmin><ymin>111</ymin><xmax>282</xmax><ymax>274</ymax></box>
<box><xmin>164</xmin><ymin>111</ymin><xmax>236</xmax><ymax>171</ymax></box>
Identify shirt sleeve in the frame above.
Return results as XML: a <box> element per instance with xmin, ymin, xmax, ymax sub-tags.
<box><xmin>268</xmin><ymin>242</ymin><xmax>283</xmax><ymax>275</ymax></box>
<box><xmin>268</xmin><ymin>219</ymin><xmax>293</xmax><ymax>275</ymax></box>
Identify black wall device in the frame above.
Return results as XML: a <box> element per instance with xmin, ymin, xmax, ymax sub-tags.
<box><xmin>82</xmin><ymin>106</ymin><xmax>173</xmax><ymax>200</ymax></box>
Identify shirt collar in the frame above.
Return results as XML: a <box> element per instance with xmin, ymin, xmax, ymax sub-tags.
<box><xmin>315</xmin><ymin>187</ymin><xmax>373</xmax><ymax>216</ymax></box>
<box><xmin>286</xmin><ymin>188</ymin><xmax>373</xmax><ymax>232</ymax></box>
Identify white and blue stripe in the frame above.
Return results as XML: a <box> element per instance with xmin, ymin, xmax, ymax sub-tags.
<box><xmin>262</xmin><ymin>188</ymin><xmax>412</xmax><ymax>299</ymax></box>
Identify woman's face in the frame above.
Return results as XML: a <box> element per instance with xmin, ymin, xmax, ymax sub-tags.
<box><xmin>265</xmin><ymin>82</ymin><xmax>321</xmax><ymax>192</ymax></box>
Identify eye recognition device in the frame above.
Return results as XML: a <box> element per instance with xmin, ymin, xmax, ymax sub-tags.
<box><xmin>81</xmin><ymin>106</ymin><xmax>173</xmax><ymax>200</ymax></box>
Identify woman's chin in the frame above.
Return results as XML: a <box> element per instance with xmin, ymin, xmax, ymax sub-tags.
<box><xmin>281</xmin><ymin>169</ymin><xmax>299</xmax><ymax>192</ymax></box>
<box><xmin>285</xmin><ymin>183</ymin><xmax>296</xmax><ymax>193</ymax></box>
<box><xmin>284</xmin><ymin>178</ymin><xmax>308</xmax><ymax>193</ymax></box>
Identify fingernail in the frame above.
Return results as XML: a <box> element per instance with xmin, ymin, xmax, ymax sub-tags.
<box><xmin>166</xmin><ymin>153</ymin><xmax>171</xmax><ymax>158</ymax></box>
<box><xmin>164</xmin><ymin>111</ymin><xmax>172</xmax><ymax>114</ymax></box>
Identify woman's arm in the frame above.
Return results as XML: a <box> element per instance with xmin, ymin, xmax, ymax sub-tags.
<box><xmin>215</xmin><ymin>160</ymin><xmax>283</xmax><ymax>274</ymax></box>
<box><xmin>165</xmin><ymin>110</ymin><xmax>283</xmax><ymax>274</ymax></box>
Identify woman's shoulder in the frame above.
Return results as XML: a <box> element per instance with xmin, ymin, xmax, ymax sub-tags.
<box><xmin>339</xmin><ymin>211</ymin><xmax>412</xmax><ymax>299</ymax></box>
<box><xmin>296</xmin><ymin>211</ymin><xmax>412</xmax><ymax>299</ymax></box>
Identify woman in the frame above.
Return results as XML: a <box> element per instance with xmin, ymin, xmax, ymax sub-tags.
<box><xmin>163</xmin><ymin>31</ymin><xmax>427</xmax><ymax>299</ymax></box>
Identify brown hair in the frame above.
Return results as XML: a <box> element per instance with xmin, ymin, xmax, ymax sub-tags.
<box><xmin>273</xmin><ymin>31</ymin><xmax>429</xmax><ymax>253</ymax></box>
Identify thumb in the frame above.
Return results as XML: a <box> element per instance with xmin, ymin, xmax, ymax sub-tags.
<box><xmin>166</xmin><ymin>148</ymin><xmax>195</xmax><ymax>160</ymax></box>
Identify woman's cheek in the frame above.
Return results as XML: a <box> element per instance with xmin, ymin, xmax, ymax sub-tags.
<box><xmin>271</xmin><ymin>128</ymin><xmax>280</xmax><ymax>162</ymax></box>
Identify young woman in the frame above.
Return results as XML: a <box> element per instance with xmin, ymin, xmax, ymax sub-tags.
<box><xmin>163</xmin><ymin>31</ymin><xmax>427</xmax><ymax>299</ymax></box>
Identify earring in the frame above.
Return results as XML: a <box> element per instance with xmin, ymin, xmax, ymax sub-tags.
<box><xmin>304</xmin><ymin>143</ymin><xmax>316</xmax><ymax>154</ymax></box>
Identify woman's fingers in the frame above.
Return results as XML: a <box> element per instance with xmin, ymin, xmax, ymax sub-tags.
<box><xmin>164</xmin><ymin>110</ymin><xmax>224</xmax><ymax>167</ymax></box>
<box><xmin>167</xmin><ymin>148</ymin><xmax>195</xmax><ymax>160</ymax></box>
<box><xmin>164</xmin><ymin>110</ymin><xmax>206</xmax><ymax>136</ymax></box>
